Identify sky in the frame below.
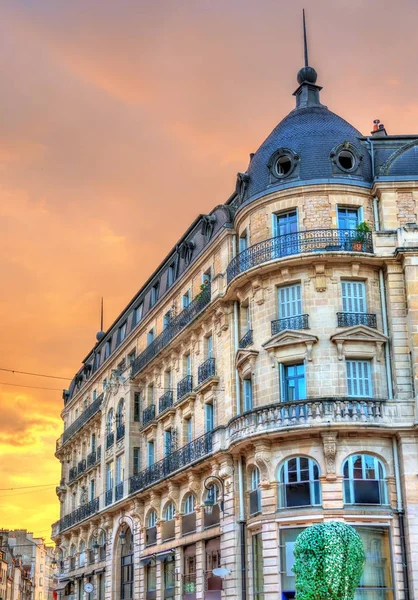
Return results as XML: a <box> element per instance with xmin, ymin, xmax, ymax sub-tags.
<box><xmin>0</xmin><ymin>0</ymin><xmax>417</xmax><ymax>542</ymax></box>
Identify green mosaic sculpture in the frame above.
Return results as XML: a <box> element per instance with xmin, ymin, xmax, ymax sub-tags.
<box><xmin>293</xmin><ymin>521</ymin><xmax>365</xmax><ymax>600</ymax></box>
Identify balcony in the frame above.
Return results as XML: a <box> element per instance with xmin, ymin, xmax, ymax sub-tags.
<box><xmin>77</xmin><ymin>459</ymin><xmax>86</xmax><ymax>475</ymax></box>
<box><xmin>239</xmin><ymin>329</ymin><xmax>253</xmax><ymax>349</ymax></box>
<box><xmin>337</xmin><ymin>312</ymin><xmax>377</xmax><ymax>328</ymax></box>
<box><xmin>198</xmin><ymin>358</ymin><xmax>216</xmax><ymax>386</ymax></box>
<box><xmin>129</xmin><ymin>432</ymin><xmax>213</xmax><ymax>494</ymax></box>
<box><xmin>228</xmin><ymin>398</ymin><xmax>388</xmax><ymax>445</ymax></box>
<box><xmin>115</xmin><ymin>482</ymin><xmax>124</xmax><ymax>502</ymax></box>
<box><xmin>177</xmin><ymin>376</ymin><xmax>193</xmax><ymax>401</ymax></box>
<box><xmin>271</xmin><ymin>314</ymin><xmax>309</xmax><ymax>335</ymax></box>
<box><xmin>105</xmin><ymin>488</ymin><xmax>113</xmax><ymax>506</ymax></box>
<box><xmin>226</xmin><ymin>229</ymin><xmax>374</xmax><ymax>284</ymax></box>
<box><xmin>182</xmin><ymin>512</ymin><xmax>196</xmax><ymax>535</ymax></box>
<box><xmin>116</xmin><ymin>423</ymin><xmax>125</xmax><ymax>441</ymax></box>
<box><xmin>106</xmin><ymin>431</ymin><xmax>115</xmax><ymax>450</ymax></box>
<box><xmin>58</xmin><ymin>393</ymin><xmax>104</xmax><ymax>449</ymax></box>
<box><xmin>143</xmin><ymin>404</ymin><xmax>156</xmax><ymax>426</ymax></box>
<box><xmin>87</xmin><ymin>446</ymin><xmax>101</xmax><ymax>468</ymax></box>
<box><xmin>57</xmin><ymin>497</ymin><xmax>99</xmax><ymax>533</ymax></box>
<box><xmin>159</xmin><ymin>391</ymin><xmax>174</xmax><ymax>413</ymax></box>
<box><xmin>161</xmin><ymin>519</ymin><xmax>175</xmax><ymax>542</ymax></box>
<box><xmin>146</xmin><ymin>526</ymin><xmax>157</xmax><ymax>546</ymax></box>
<box><xmin>131</xmin><ymin>285</ymin><xmax>211</xmax><ymax>379</ymax></box>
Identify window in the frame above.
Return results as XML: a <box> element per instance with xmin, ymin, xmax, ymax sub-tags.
<box><xmin>116</xmin><ymin>455</ymin><xmax>124</xmax><ymax>485</ymax></box>
<box><xmin>243</xmin><ymin>378</ymin><xmax>253</xmax><ymax>412</ymax></box>
<box><xmin>147</xmin><ymin>441</ymin><xmax>155</xmax><ymax>467</ymax></box>
<box><xmin>278</xmin><ymin>457</ymin><xmax>321</xmax><ymax>508</ymax></box>
<box><xmin>92</xmin><ymin>389</ymin><xmax>97</xmax><ymax>401</ymax></box>
<box><xmin>205</xmin><ymin>403</ymin><xmax>214</xmax><ymax>432</ymax></box>
<box><xmin>239</xmin><ymin>231</ymin><xmax>248</xmax><ymax>253</ymax></box>
<box><xmin>167</xmin><ymin>263</ymin><xmax>175</xmax><ymax>288</ymax></box>
<box><xmin>150</xmin><ymin>282</ymin><xmax>160</xmax><ymax>307</ymax></box>
<box><xmin>164</xmin><ymin>502</ymin><xmax>176</xmax><ymax>521</ymax></box>
<box><xmin>116</xmin><ymin>399</ymin><xmax>125</xmax><ymax>428</ymax></box>
<box><xmin>106</xmin><ymin>462</ymin><xmax>114</xmax><ymax>491</ymax></box>
<box><xmin>91</xmin><ymin>433</ymin><xmax>96</xmax><ymax>452</ymax></box>
<box><xmin>278</xmin><ymin>283</ymin><xmax>302</xmax><ymax>319</ymax></box>
<box><xmin>102</xmin><ymin>378</ymin><xmax>108</xmax><ymax>392</ymax></box>
<box><xmin>147</xmin><ymin>384</ymin><xmax>154</xmax><ymax>404</ymax></box>
<box><xmin>183</xmin><ymin>353</ymin><xmax>192</xmax><ymax>376</ymax></box>
<box><xmin>346</xmin><ymin>360</ymin><xmax>372</xmax><ymax>397</ymax></box>
<box><xmin>337</xmin><ymin>207</ymin><xmax>360</xmax><ymax>230</ymax></box>
<box><xmin>121</xmin><ymin>539</ymin><xmax>133</xmax><ymax>600</ymax></box>
<box><xmin>163</xmin><ymin>310</ymin><xmax>172</xmax><ymax>329</ymax></box>
<box><xmin>147</xmin><ymin>510</ymin><xmax>157</xmax><ymax>528</ymax></box>
<box><xmin>184</xmin><ymin>417</ymin><xmax>193</xmax><ymax>443</ymax></box>
<box><xmin>202</xmin><ymin>269</ymin><xmax>212</xmax><ymax>287</ymax></box>
<box><xmin>183</xmin><ymin>494</ymin><xmax>195</xmax><ymax>514</ymax></box>
<box><xmin>341</xmin><ymin>280</ymin><xmax>366</xmax><ymax>313</ymax></box>
<box><xmin>252</xmin><ymin>533</ymin><xmax>264</xmax><ymax>600</ymax></box>
<box><xmin>165</xmin><ymin>369</ymin><xmax>172</xmax><ymax>390</ymax></box>
<box><xmin>134</xmin><ymin>392</ymin><xmax>141</xmax><ymax>422</ymax></box>
<box><xmin>94</xmin><ymin>352</ymin><xmax>101</xmax><ymax>370</ymax></box>
<box><xmin>118</xmin><ymin>322</ymin><xmax>127</xmax><ymax>345</ymax></box>
<box><xmin>106</xmin><ymin>409</ymin><xmax>114</xmax><ymax>434</ymax></box>
<box><xmin>128</xmin><ymin>349</ymin><xmax>136</xmax><ymax>365</ymax></box>
<box><xmin>133</xmin><ymin>303</ymin><xmax>143</xmax><ymax>327</ymax></box>
<box><xmin>146</xmin><ymin>561</ymin><xmax>157</xmax><ymax>597</ymax></box>
<box><xmin>147</xmin><ymin>328</ymin><xmax>155</xmax><ymax>346</ymax></box>
<box><xmin>133</xmin><ymin>447</ymin><xmax>140</xmax><ymax>475</ymax></box>
<box><xmin>343</xmin><ymin>454</ymin><xmax>387</xmax><ymax>505</ymax></box>
<box><xmin>337</xmin><ymin>149</ymin><xmax>356</xmax><ymax>172</ymax></box>
<box><xmin>163</xmin><ymin>556</ymin><xmax>176</xmax><ymax>595</ymax></box>
<box><xmin>250</xmin><ymin>467</ymin><xmax>261</xmax><ymax>516</ymax></box>
<box><xmin>205</xmin><ymin>335</ymin><xmax>213</xmax><ymax>359</ymax></box>
<box><xmin>281</xmin><ymin>363</ymin><xmax>306</xmax><ymax>402</ymax></box>
<box><xmin>182</xmin><ymin>289</ymin><xmax>191</xmax><ymax>309</ymax></box>
<box><xmin>89</xmin><ymin>479</ymin><xmax>95</xmax><ymax>501</ymax></box>
<box><xmin>104</xmin><ymin>340</ymin><xmax>111</xmax><ymax>359</ymax></box>
<box><xmin>164</xmin><ymin>429</ymin><xmax>172</xmax><ymax>457</ymax></box>
<box><xmin>274</xmin><ymin>154</ymin><xmax>293</xmax><ymax>177</ymax></box>
<box><xmin>273</xmin><ymin>210</ymin><xmax>298</xmax><ymax>237</ymax></box>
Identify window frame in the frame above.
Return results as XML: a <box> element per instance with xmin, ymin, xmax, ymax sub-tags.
<box><xmin>346</xmin><ymin>359</ymin><xmax>373</xmax><ymax>398</ymax></box>
<box><xmin>343</xmin><ymin>454</ymin><xmax>388</xmax><ymax>505</ymax></box>
<box><xmin>278</xmin><ymin>456</ymin><xmax>321</xmax><ymax>508</ymax></box>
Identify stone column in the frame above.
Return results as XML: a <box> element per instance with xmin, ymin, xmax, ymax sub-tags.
<box><xmin>261</xmin><ymin>522</ymin><xmax>280</xmax><ymax>600</ymax></box>
<box><xmin>402</xmin><ymin>255</ymin><xmax>418</xmax><ymax>403</ymax></box>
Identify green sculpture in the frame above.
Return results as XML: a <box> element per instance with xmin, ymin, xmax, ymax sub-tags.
<box><xmin>293</xmin><ymin>521</ymin><xmax>365</xmax><ymax>600</ymax></box>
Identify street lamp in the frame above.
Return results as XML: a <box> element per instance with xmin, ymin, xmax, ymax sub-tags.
<box><xmin>203</xmin><ymin>475</ymin><xmax>225</xmax><ymax>515</ymax></box>
<box><xmin>91</xmin><ymin>527</ymin><xmax>107</xmax><ymax>553</ymax></box>
<box><xmin>118</xmin><ymin>515</ymin><xmax>138</xmax><ymax>547</ymax></box>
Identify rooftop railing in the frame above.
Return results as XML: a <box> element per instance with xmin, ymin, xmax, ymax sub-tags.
<box><xmin>226</xmin><ymin>229</ymin><xmax>373</xmax><ymax>284</ymax></box>
<box><xmin>131</xmin><ymin>285</ymin><xmax>211</xmax><ymax>379</ymax></box>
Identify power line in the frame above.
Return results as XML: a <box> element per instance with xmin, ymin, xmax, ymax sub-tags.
<box><xmin>0</xmin><ymin>381</ymin><xmax>62</xmax><ymax>391</ymax></box>
<box><xmin>0</xmin><ymin>487</ymin><xmax>57</xmax><ymax>499</ymax></box>
<box><xmin>0</xmin><ymin>483</ymin><xmax>58</xmax><ymax>491</ymax></box>
<box><xmin>0</xmin><ymin>368</ymin><xmax>72</xmax><ymax>381</ymax></box>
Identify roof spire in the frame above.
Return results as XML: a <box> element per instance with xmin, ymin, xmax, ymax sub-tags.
<box><xmin>293</xmin><ymin>9</ymin><xmax>324</xmax><ymax>109</ymax></box>
<box><xmin>96</xmin><ymin>297</ymin><xmax>105</xmax><ymax>342</ymax></box>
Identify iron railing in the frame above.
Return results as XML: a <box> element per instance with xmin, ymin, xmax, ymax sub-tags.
<box><xmin>226</xmin><ymin>229</ymin><xmax>373</xmax><ymax>284</ymax></box>
<box><xmin>106</xmin><ymin>431</ymin><xmax>115</xmax><ymax>449</ymax></box>
<box><xmin>159</xmin><ymin>391</ymin><xmax>174</xmax><ymax>413</ymax></box>
<box><xmin>59</xmin><ymin>393</ymin><xmax>104</xmax><ymax>447</ymax></box>
<box><xmin>115</xmin><ymin>482</ymin><xmax>124</xmax><ymax>502</ymax></box>
<box><xmin>77</xmin><ymin>459</ymin><xmax>86</xmax><ymax>475</ymax></box>
<box><xmin>197</xmin><ymin>358</ymin><xmax>216</xmax><ymax>386</ymax></box>
<box><xmin>177</xmin><ymin>375</ymin><xmax>193</xmax><ymax>400</ymax></box>
<box><xmin>143</xmin><ymin>404</ymin><xmax>156</xmax><ymax>426</ymax></box>
<box><xmin>271</xmin><ymin>314</ymin><xmax>309</xmax><ymax>335</ymax></box>
<box><xmin>105</xmin><ymin>489</ymin><xmax>113</xmax><ymax>506</ymax></box>
<box><xmin>239</xmin><ymin>329</ymin><xmax>253</xmax><ymax>348</ymax></box>
<box><xmin>129</xmin><ymin>432</ymin><xmax>212</xmax><ymax>494</ymax></box>
<box><xmin>131</xmin><ymin>285</ymin><xmax>211</xmax><ymax>378</ymax></box>
<box><xmin>87</xmin><ymin>446</ymin><xmax>101</xmax><ymax>468</ymax></box>
<box><xmin>116</xmin><ymin>423</ymin><xmax>125</xmax><ymax>441</ymax></box>
<box><xmin>58</xmin><ymin>498</ymin><xmax>99</xmax><ymax>533</ymax></box>
<box><xmin>337</xmin><ymin>312</ymin><xmax>377</xmax><ymax>328</ymax></box>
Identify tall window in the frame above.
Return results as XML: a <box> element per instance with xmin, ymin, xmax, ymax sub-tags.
<box><xmin>278</xmin><ymin>457</ymin><xmax>321</xmax><ymax>508</ymax></box>
<box><xmin>243</xmin><ymin>377</ymin><xmax>253</xmax><ymax>412</ymax></box>
<box><xmin>182</xmin><ymin>289</ymin><xmax>191</xmax><ymax>309</ymax></box>
<box><xmin>106</xmin><ymin>462</ymin><xmax>114</xmax><ymax>492</ymax></box>
<box><xmin>146</xmin><ymin>561</ymin><xmax>157</xmax><ymax>599</ymax></box>
<box><xmin>164</xmin><ymin>503</ymin><xmax>176</xmax><ymax>521</ymax></box>
<box><xmin>133</xmin><ymin>303</ymin><xmax>143</xmax><ymax>327</ymax></box>
<box><xmin>120</xmin><ymin>529</ymin><xmax>133</xmax><ymax>600</ymax></box>
<box><xmin>116</xmin><ymin>399</ymin><xmax>124</xmax><ymax>428</ymax></box>
<box><xmin>202</xmin><ymin>269</ymin><xmax>212</xmax><ymax>286</ymax></box>
<box><xmin>239</xmin><ymin>230</ymin><xmax>248</xmax><ymax>253</ymax></box>
<box><xmin>116</xmin><ymin>455</ymin><xmax>124</xmax><ymax>485</ymax></box>
<box><xmin>106</xmin><ymin>409</ymin><xmax>114</xmax><ymax>434</ymax></box>
<box><xmin>341</xmin><ymin>280</ymin><xmax>366</xmax><ymax>313</ymax></box>
<box><xmin>343</xmin><ymin>454</ymin><xmax>388</xmax><ymax>505</ymax></box>
<box><xmin>147</xmin><ymin>441</ymin><xmax>155</xmax><ymax>467</ymax></box>
<box><xmin>163</xmin><ymin>311</ymin><xmax>172</xmax><ymax>329</ymax></box>
<box><xmin>205</xmin><ymin>335</ymin><xmax>213</xmax><ymax>359</ymax></box>
<box><xmin>184</xmin><ymin>353</ymin><xmax>192</xmax><ymax>376</ymax></box>
<box><xmin>133</xmin><ymin>447</ymin><xmax>140</xmax><ymax>475</ymax></box>
<box><xmin>163</xmin><ymin>556</ymin><xmax>176</xmax><ymax>597</ymax></box>
<box><xmin>281</xmin><ymin>363</ymin><xmax>306</xmax><ymax>402</ymax></box>
<box><xmin>134</xmin><ymin>392</ymin><xmax>141</xmax><ymax>422</ymax></box>
<box><xmin>147</xmin><ymin>384</ymin><xmax>154</xmax><ymax>404</ymax></box>
<box><xmin>147</xmin><ymin>328</ymin><xmax>155</xmax><ymax>346</ymax></box>
<box><xmin>164</xmin><ymin>429</ymin><xmax>172</xmax><ymax>457</ymax></box>
<box><xmin>205</xmin><ymin>403</ymin><xmax>214</xmax><ymax>432</ymax></box>
<box><xmin>337</xmin><ymin>206</ymin><xmax>360</xmax><ymax>230</ymax></box>
<box><xmin>165</xmin><ymin>369</ymin><xmax>172</xmax><ymax>390</ymax></box>
<box><xmin>128</xmin><ymin>349</ymin><xmax>136</xmax><ymax>365</ymax></box>
<box><xmin>278</xmin><ymin>283</ymin><xmax>302</xmax><ymax>319</ymax></box>
<box><xmin>167</xmin><ymin>263</ymin><xmax>175</xmax><ymax>288</ymax></box>
<box><xmin>104</xmin><ymin>340</ymin><xmax>111</xmax><ymax>359</ymax></box>
<box><xmin>147</xmin><ymin>510</ymin><xmax>157</xmax><ymax>528</ymax></box>
<box><xmin>118</xmin><ymin>321</ymin><xmax>127</xmax><ymax>345</ymax></box>
<box><xmin>183</xmin><ymin>494</ymin><xmax>195</xmax><ymax>514</ymax></box>
<box><xmin>346</xmin><ymin>360</ymin><xmax>372</xmax><ymax>397</ymax></box>
<box><xmin>91</xmin><ymin>433</ymin><xmax>96</xmax><ymax>452</ymax></box>
<box><xmin>184</xmin><ymin>417</ymin><xmax>193</xmax><ymax>443</ymax></box>
<box><xmin>250</xmin><ymin>467</ymin><xmax>261</xmax><ymax>515</ymax></box>
<box><xmin>89</xmin><ymin>479</ymin><xmax>95</xmax><ymax>501</ymax></box>
<box><xmin>150</xmin><ymin>282</ymin><xmax>160</xmax><ymax>307</ymax></box>
<box><xmin>252</xmin><ymin>533</ymin><xmax>264</xmax><ymax>600</ymax></box>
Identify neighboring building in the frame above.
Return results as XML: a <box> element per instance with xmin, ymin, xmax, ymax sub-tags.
<box><xmin>52</xmin><ymin>31</ymin><xmax>418</xmax><ymax>600</ymax></box>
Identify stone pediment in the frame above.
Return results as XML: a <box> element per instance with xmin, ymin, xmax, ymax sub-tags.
<box><xmin>330</xmin><ymin>325</ymin><xmax>388</xmax><ymax>361</ymax></box>
<box><xmin>235</xmin><ymin>349</ymin><xmax>259</xmax><ymax>380</ymax></box>
<box><xmin>262</xmin><ymin>330</ymin><xmax>318</xmax><ymax>361</ymax></box>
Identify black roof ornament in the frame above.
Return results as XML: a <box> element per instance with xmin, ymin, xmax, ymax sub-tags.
<box><xmin>293</xmin><ymin>9</ymin><xmax>323</xmax><ymax>109</ymax></box>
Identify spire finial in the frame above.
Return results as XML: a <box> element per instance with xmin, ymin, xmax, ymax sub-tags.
<box><xmin>96</xmin><ymin>297</ymin><xmax>105</xmax><ymax>342</ymax></box>
<box><xmin>303</xmin><ymin>8</ymin><xmax>309</xmax><ymax>68</ymax></box>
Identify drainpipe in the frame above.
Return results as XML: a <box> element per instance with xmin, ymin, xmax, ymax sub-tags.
<box><xmin>366</xmin><ymin>137</ymin><xmax>375</xmax><ymax>179</ymax></box>
<box><xmin>379</xmin><ymin>269</ymin><xmax>393</xmax><ymax>400</ymax></box>
<box><xmin>238</xmin><ymin>457</ymin><xmax>247</xmax><ymax>600</ymax></box>
<box><xmin>234</xmin><ymin>301</ymin><xmax>241</xmax><ymax>415</ymax></box>
<box><xmin>373</xmin><ymin>197</ymin><xmax>380</xmax><ymax>231</ymax></box>
<box><xmin>393</xmin><ymin>437</ymin><xmax>410</xmax><ymax>600</ymax></box>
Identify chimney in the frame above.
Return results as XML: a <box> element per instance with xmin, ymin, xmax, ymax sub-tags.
<box><xmin>371</xmin><ymin>119</ymin><xmax>387</xmax><ymax>137</ymax></box>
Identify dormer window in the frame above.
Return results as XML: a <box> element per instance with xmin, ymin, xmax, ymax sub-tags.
<box><xmin>150</xmin><ymin>282</ymin><xmax>160</xmax><ymax>308</ymax></box>
<box><xmin>337</xmin><ymin>149</ymin><xmax>356</xmax><ymax>172</ymax></box>
<box><xmin>117</xmin><ymin>322</ymin><xmax>127</xmax><ymax>345</ymax></box>
<box><xmin>104</xmin><ymin>340</ymin><xmax>111</xmax><ymax>360</ymax></box>
<box><xmin>167</xmin><ymin>263</ymin><xmax>175</xmax><ymax>288</ymax></box>
<box><xmin>268</xmin><ymin>148</ymin><xmax>299</xmax><ymax>182</ymax></box>
<box><xmin>132</xmin><ymin>302</ymin><xmax>143</xmax><ymax>327</ymax></box>
<box><xmin>275</xmin><ymin>155</ymin><xmax>293</xmax><ymax>176</ymax></box>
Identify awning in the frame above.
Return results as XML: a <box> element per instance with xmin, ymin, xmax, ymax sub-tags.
<box><xmin>156</xmin><ymin>551</ymin><xmax>175</xmax><ymax>562</ymax></box>
<box><xmin>140</xmin><ymin>556</ymin><xmax>155</xmax><ymax>565</ymax></box>
<box><xmin>94</xmin><ymin>568</ymin><xmax>106</xmax><ymax>575</ymax></box>
<box><xmin>54</xmin><ymin>581</ymin><xmax>70</xmax><ymax>592</ymax></box>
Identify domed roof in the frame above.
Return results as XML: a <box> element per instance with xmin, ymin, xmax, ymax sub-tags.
<box><xmin>388</xmin><ymin>144</ymin><xmax>418</xmax><ymax>176</ymax></box>
<box><xmin>243</xmin><ymin>104</ymin><xmax>372</xmax><ymax>203</ymax></box>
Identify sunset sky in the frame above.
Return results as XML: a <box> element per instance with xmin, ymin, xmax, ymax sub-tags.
<box><xmin>1</xmin><ymin>0</ymin><xmax>417</xmax><ymax>542</ymax></box>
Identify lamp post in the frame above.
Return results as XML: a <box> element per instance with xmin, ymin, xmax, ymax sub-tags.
<box><xmin>203</xmin><ymin>475</ymin><xmax>225</xmax><ymax>515</ymax></box>
<box><xmin>91</xmin><ymin>527</ymin><xmax>107</xmax><ymax>553</ymax></box>
<box><xmin>118</xmin><ymin>515</ymin><xmax>138</xmax><ymax>548</ymax></box>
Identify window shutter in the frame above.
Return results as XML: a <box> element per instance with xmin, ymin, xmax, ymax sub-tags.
<box><xmin>205</xmin><ymin>404</ymin><xmax>214</xmax><ymax>432</ymax></box>
<box><xmin>279</xmin><ymin>284</ymin><xmax>302</xmax><ymax>318</ymax></box>
<box><xmin>346</xmin><ymin>360</ymin><xmax>372</xmax><ymax>397</ymax></box>
<box><xmin>244</xmin><ymin>379</ymin><xmax>253</xmax><ymax>411</ymax></box>
<box><xmin>341</xmin><ymin>281</ymin><xmax>366</xmax><ymax>313</ymax></box>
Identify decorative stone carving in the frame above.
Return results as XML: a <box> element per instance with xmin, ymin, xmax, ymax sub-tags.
<box><xmin>235</xmin><ymin>349</ymin><xmax>259</xmax><ymax>380</ymax></box>
<box><xmin>330</xmin><ymin>326</ymin><xmax>388</xmax><ymax>361</ymax></box>
<box><xmin>251</xmin><ymin>277</ymin><xmax>265</xmax><ymax>305</ymax></box>
<box><xmin>321</xmin><ymin>432</ymin><xmax>338</xmax><ymax>480</ymax></box>
<box><xmin>254</xmin><ymin>442</ymin><xmax>272</xmax><ymax>482</ymax></box>
<box><xmin>263</xmin><ymin>330</ymin><xmax>319</xmax><ymax>362</ymax></box>
<box><xmin>314</xmin><ymin>263</ymin><xmax>327</xmax><ymax>292</ymax></box>
<box><xmin>351</xmin><ymin>263</ymin><xmax>360</xmax><ymax>277</ymax></box>
<box><xmin>167</xmin><ymin>482</ymin><xmax>179</xmax><ymax>503</ymax></box>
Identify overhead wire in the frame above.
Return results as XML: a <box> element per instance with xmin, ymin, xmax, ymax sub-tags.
<box><xmin>0</xmin><ymin>368</ymin><xmax>72</xmax><ymax>381</ymax></box>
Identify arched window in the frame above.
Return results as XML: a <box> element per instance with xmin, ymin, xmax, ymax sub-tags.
<box><xmin>146</xmin><ymin>510</ymin><xmax>158</xmax><ymax>546</ymax></box>
<box><xmin>120</xmin><ymin>528</ymin><xmax>133</xmax><ymax>600</ymax></box>
<box><xmin>343</xmin><ymin>454</ymin><xmax>388</xmax><ymax>505</ymax></box>
<box><xmin>183</xmin><ymin>494</ymin><xmax>195</xmax><ymax>514</ymax></box>
<box><xmin>249</xmin><ymin>467</ymin><xmax>261</xmax><ymax>516</ymax></box>
<box><xmin>147</xmin><ymin>510</ymin><xmax>157</xmax><ymax>528</ymax></box>
<box><xmin>106</xmin><ymin>409</ymin><xmax>114</xmax><ymax>434</ymax></box>
<box><xmin>164</xmin><ymin>503</ymin><xmax>176</xmax><ymax>521</ymax></box>
<box><xmin>278</xmin><ymin>457</ymin><xmax>321</xmax><ymax>508</ymax></box>
<box><xmin>116</xmin><ymin>399</ymin><xmax>125</xmax><ymax>427</ymax></box>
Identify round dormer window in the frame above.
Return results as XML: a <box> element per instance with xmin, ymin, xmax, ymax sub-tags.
<box><xmin>275</xmin><ymin>154</ymin><xmax>293</xmax><ymax>178</ymax></box>
<box><xmin>337</xmin><ymin>149</ymin><xmax>356</xmax><ymax>172</ymax></box>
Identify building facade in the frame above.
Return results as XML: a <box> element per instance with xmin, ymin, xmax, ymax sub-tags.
<box><xmin>52</xmin><ymin>50</ymin><xmax>418</xmax><ymax>600</ymax></box>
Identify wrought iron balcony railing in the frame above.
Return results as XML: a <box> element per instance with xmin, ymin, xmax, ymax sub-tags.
<box><xmin>239</xmin><ymin>329</ymin><xmax>253</xmax><ymax>349</ymax></box>
<box><xmin>116</xmin><ymin>423</ymin><xmax>125</xmax><ymax>441</ymax></box>
<box><xmin>197</xmin><ymin>358</ymin><xmax>216</xmax><ymax>386</ymax></box>
<box><xmin>143</xmin><ymin>404</ymin><xmax>156</xmax><ymax>426</ymax></box>
<box><xmin>271</xmin><ymin>314</ymin><xmax>309</xmax><ymax>335</ymax></box>
<box><xmin>337</xmin><ymin>312</ymin><xmax>377</xmax><ymax>328</ymax></box>
<box><xmin>131</xmin><ymin>285</ymin><xmax>211</xmax><ymax>378</ymax></box>
<box><xmin>115</xmin><ymin>482</ymin><xmax>124</xmax><ymax>502</ymax></box>
<box><xmin>60</xmin><ymin>393</ymin><xmax>104</xmax><ymax>447</ymax></box>
<box><xmin>77</xmin><ymin>459</ymin><xmax>86</xmax><ymax>475</ymax></box>
<box><xmin>57</xmin><ymin>497</ymin><xmax>99</xmax><ymax>533</ymax></box>
<box><xmin>226</xmin><ymin>229</ymin><xmax>373</xmax><ymax>284</ymax></box>
<box><xmin>159</xmin><ymin>391</ymin><xmax>174</xmax><ymax>413</ymax></box>
<box><xmin>106</xmin><ymin>431</ymin><xmax>115</xmax><ymax>449</ymax></box>
<box><xmin>177</xmin><ymin>375</ymin><xmax>193</xmax><ymax>400</ymax></box>
<box><xmin>105</xmin><ymin>488</ymin><xmax>113</xmax><ymax>506</ymax></box>
<box><xmin>87</xmin><ymin>446</ymin><xmax>101</xmax><ymax>468</ymax></box>
<box><xmin>129</xmin><ymin>432</ymin><xmax>213</xmax><ymax>494</ymax></box>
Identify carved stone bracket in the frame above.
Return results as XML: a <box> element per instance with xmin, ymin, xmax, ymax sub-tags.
<box><xmin>235</xmin><ymin>349</ymin><xmax>259</xmax><ymax>380</ymax></box>
<box><xmin>330</xmin><ymin>325</ymin><xmax>388</xmax><ymax>361</ymax></box>
<box><xmin>254</xmin><ymin>441</ymin><xmax>272</xmax><ymax>482</ymax></box>
<box><xmin>321</xmin><ymin>432</ymin><xmax>338</xmax><ymax>480</ymax></box>
<box><xmin>314</xmin><ymin>263</ymin><xmax>327</xmax><ymax>292</ymax></box>
<box><xmin>251</xmin><ymin>277</ymin><xmax>265</xmax><ymax>305</ymax></box>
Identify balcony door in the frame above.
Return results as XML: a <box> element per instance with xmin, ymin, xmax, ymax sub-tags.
<box><xmin>273</xmin><ymin>211</ymin><xmax>298</xmax><ymax>257</ymax></box>
<box><xmin>337</xmin><ymin>207</ymin><xmax>360</xmax><ymax>248</ymax></box>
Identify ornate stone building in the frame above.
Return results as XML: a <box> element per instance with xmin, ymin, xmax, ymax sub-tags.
<box><xmin>52</xmin><ymin>39</ymin><xmax>418</xmax><ymax>600</ymax></box>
